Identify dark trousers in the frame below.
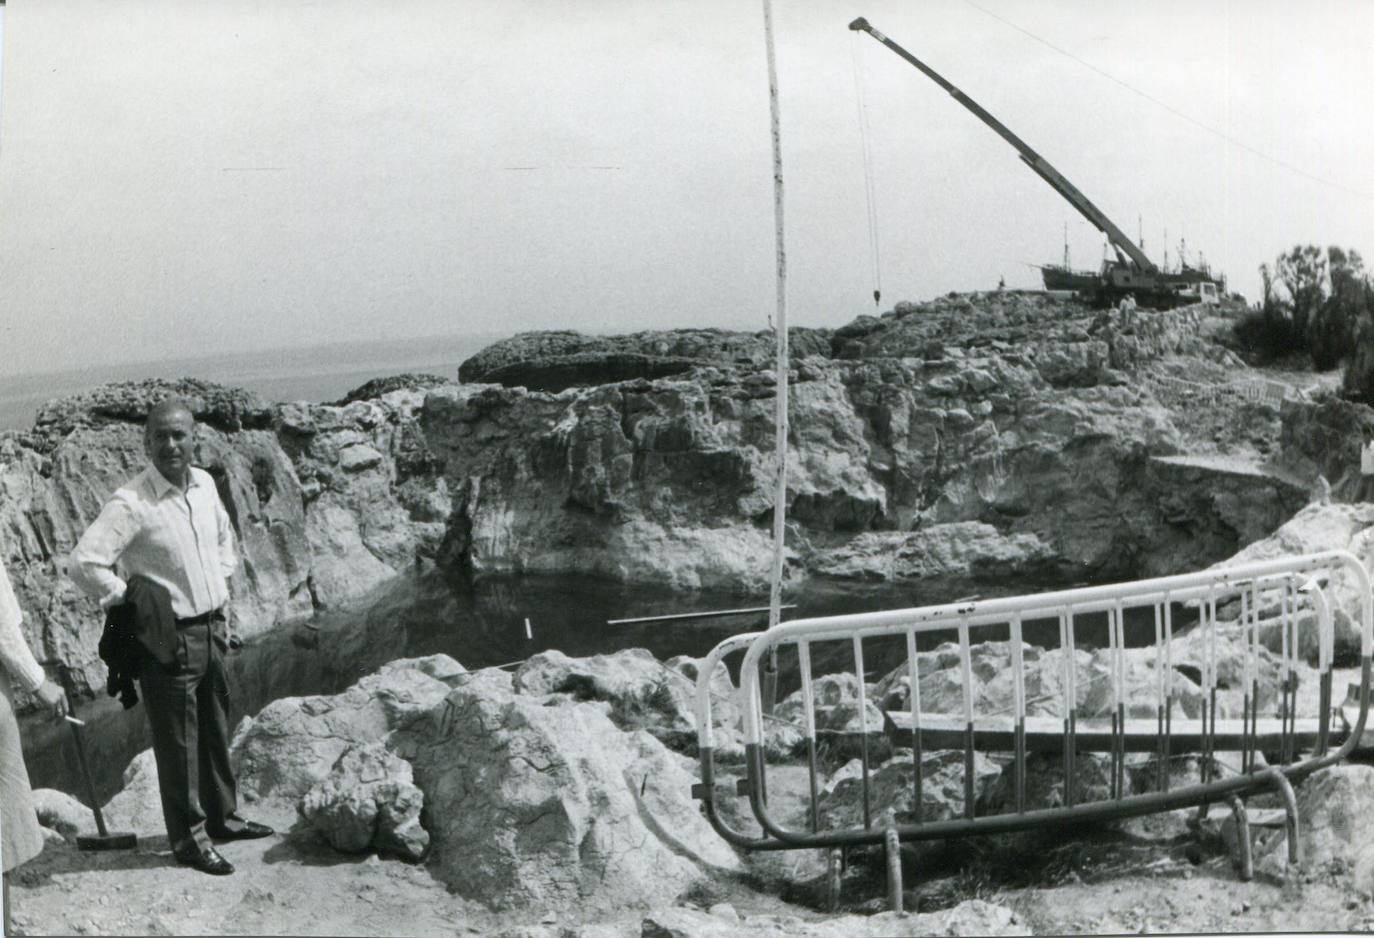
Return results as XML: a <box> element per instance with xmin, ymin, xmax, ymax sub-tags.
<box><xmin>136</xmin><ymin>616</ymin><xmax>241</xmax><ymax>852</ymax></box>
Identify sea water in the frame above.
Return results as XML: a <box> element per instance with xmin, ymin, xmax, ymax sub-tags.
<box><xmin>0</xmin><ymin>332</ymin><xmax>502</xmax><ymax>432</ymax></box>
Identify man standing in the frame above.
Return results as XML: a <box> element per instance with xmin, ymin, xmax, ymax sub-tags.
<box><xmin>69</xmin><ymin>398</ymin><xmax>272</xmax><ymax>875</ymax></box>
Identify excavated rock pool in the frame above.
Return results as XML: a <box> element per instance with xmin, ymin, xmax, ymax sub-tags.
<box><xmin>21</xmin><ymin>565</ymin><xmax>1171</xmax><ymax>804</ymax></box>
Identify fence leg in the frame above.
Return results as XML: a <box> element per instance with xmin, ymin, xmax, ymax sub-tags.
<box><xmin>826</xmin><ymin>847</ymin><xmax>843</xmax><ymax>912</ymax></box>
<box><xmin>1268</xmin><ymin>768</ymin><xmax>1302</xmax><ymax>871</ymax></box>
<box><xmin>885</xmin><ymin>815</ymin><xmax>903</xmax><ymax>913</ymax></box>
<box><xmin>1225</xmin><ymin>794</ymin><xmax>1253</xmax><ymax>882</ymax></box>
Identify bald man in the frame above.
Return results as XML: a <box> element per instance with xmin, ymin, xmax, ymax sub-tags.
<box><xmin>69</xmin><ymin>398</ymin><xmax>272</xmax><ymax>875</ymax></box>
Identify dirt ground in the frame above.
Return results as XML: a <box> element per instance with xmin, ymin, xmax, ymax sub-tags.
<box><xmin>5</xmin><ymin>799</ymin><xmax>820</xmax><ymax>937</ymax></box>
<box><xmin>16</xmin><ymin>800</ymin><xmax>1373</xmax><ymax>937</ymax></box>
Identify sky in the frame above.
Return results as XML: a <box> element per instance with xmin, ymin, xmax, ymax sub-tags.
<box><xmin>1</xmin><ymin>0</ymin><xmax>1371</xmax><ymax>376</ymax></box>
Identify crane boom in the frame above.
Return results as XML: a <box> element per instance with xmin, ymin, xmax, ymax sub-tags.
<box><xmin>849</xmin><ymin>16</ymin><xmax>1157</xmax><ymax>274</ymax></box>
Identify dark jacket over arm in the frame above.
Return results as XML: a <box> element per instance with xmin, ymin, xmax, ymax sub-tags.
<box><xmin>98</xmin><ymin>576</ymin><xmax>176</xmax><ymax>708</ymax></box>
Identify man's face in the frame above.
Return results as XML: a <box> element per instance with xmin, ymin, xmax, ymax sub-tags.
<box><xmin>144</xmin><ymin>409</ymin><xmax>195</xmax><ymax>483</ymax></box>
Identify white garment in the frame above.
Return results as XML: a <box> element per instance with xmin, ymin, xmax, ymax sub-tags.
<box><xmin>68</xmin><ymin>465</ymin><xmax>237</xmax><ymax>619</ymax></box>
<box><xmin>0</xmin><ymin>558</ymin><xmax>46</xmax><ymax>872</ymax></box>
<box><xmin>0</xmin><ymin>558</ymin><xmax>44</xmax><ymax>694</ymax></box>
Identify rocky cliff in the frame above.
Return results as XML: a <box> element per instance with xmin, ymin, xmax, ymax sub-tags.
<box><xmin>0</xmin><ymin>378</ymin><xmax>450</xmax><ymax>699</ymax></box>
<box><xmin>434</xmin><ymin>293</ymin><xmax>1304</xmax><ymax>589</ymax></box>
<box><xmin>0</xmin><ymin>292</ymin><xmax>1321</xmax><ymax>703</ymax></box>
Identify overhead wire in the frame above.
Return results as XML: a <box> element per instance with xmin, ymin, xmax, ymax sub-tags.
<box><xmin>959</xmin><ymin>0</ymin><xmax>1370</xmax><ymax>200</ymax></box>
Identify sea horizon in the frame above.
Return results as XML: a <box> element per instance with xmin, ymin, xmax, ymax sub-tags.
<box><xmin>0</xmin><ymin>331</ymin><xmax>507</xmax><ymax>432</ymax></box>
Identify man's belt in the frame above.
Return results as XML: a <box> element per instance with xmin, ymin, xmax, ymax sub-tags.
<box><xmin>175</xmin><ymin>609</ymin><xmax>226</xmax><ymax>628</ymax></box>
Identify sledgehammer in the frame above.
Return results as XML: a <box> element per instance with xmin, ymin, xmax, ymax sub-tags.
<box><xmin>65</xmin><ymin>714</ymin><xmax>137</xmax><ymax>851</ymax></box>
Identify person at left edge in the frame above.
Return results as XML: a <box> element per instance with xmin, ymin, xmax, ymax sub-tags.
<box><xmin>2</xmin><ymin>556</ymin><xmax>70</xmax><ymax>935</ymax></box>
<box><xmin>67</xmin><ymin>398</ymin><xmax>273</xmax><ymax>877</ymax></box>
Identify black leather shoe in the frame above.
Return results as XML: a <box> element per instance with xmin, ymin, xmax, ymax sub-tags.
<box><xmin>174</xmin><ymin>845</ymin><xmax>235</xmax><ymax>876</ymax></box>
<box><xmin>207</xmin><ymin>820</ymin><xmax>274</xmax><ymax>841</ymax></box>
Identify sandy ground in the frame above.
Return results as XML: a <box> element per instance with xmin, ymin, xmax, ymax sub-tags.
<box><xmin>16</xmin><ymin>799</ymin><xmax>1374</xmax><ymax>937</ymax></box>
<box><xmin>5</xmin><ymin>799</ymin><xmax>817</xmax><ymax>937</ymax></box>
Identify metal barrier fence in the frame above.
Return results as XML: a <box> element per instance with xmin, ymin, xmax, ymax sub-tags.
<box><xmin>692</xmin><ymin>551</ymin><xmax>1372</xmax><ymax>904</ymax></box>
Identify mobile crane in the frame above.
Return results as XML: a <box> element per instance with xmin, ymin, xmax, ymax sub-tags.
<box><xmin>849</xmin><ymin>16</ymin><xmax>1223</xmax><ymax>309</ymax></box>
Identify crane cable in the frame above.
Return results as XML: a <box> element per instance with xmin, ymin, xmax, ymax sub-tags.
<box><xmin>850</xmin><ymin>30</ymin><xmax>883</xmax><ymax>307</ymax></box>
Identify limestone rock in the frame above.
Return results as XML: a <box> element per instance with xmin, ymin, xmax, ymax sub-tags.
<box><xmin>457</xmin><ymin>327</ymin><xmax>832</xmax><ymax>386</ymax></box>
<box><xmin>229</xmin><ymin>652</ymin><xmax>737</xmax><ymax>913</ymax></box>
<box><xmin>810</xmin><ymin>524</ymin><xmax>1056</xmax><ymax>582</ymax></box>
<box><xmin>1206</xmin><ymin>501</ymin><xmax>1374</xmax><ymax>663</ymax></box>
<box><xmin>1251</xmin><ymin>764</ymin><xmax>1374</xmax><ymax>882</ymax></box>
<box><xmin>100</xmin><ymin>749</ymin><xmax>164</xmax><ymax>835</ymax></box>
<box><xmin>231</xmin><ymin>656</ymin><xmax>462</xmax><ymax>809</ymax></box>
<box><xmin>819</xmin><ymin>749</ymin><xmax>1002</xmax><ymax>828</ymax></box>
<box><xmin>511</xmin><ymin>647</ymin><xmax>735</xmax><ymax>755</ymax></box>
<box><xmin>31</xmin><ymin>788</ymin><xmax>89</xmax><ymax>836</ymax></box>
<box><xmin>298</xmin><ymin>741</ymin><xmax>428</xmax><ymax>861</ymax></box>
<box><xmin>410</xmin><ymin>677</ymin><xmax>740</xmax><ymax>913</ymax></box>
<box><xmin>0</xmin><ymin>378</ymin><xmax>450</xmax><ymax>708</ymax></box>
<box><xmin>336</xmin><ymin>373</ymin><xmax>452</xmax><ymax>406</ymax></box>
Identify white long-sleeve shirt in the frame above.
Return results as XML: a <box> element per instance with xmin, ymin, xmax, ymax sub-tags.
<box><xmin>68</xmin><ymin>465</ymin><xmax>237</xmax><ymax>619</ymax></box>
<box><xmin>0</xmin><ymin>558</ymin><xmax>46</xmax><ymax>694</ymax></box>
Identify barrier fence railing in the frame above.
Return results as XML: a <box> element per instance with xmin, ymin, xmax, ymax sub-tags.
<box><xmin>692</xmin><ymin>550</ymin><xmax>1371</xmax><ymax>899</ymax></box>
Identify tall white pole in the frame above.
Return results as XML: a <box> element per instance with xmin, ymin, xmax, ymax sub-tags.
<box><xmin>762</xmin><ymin>0</ymin><xmax>788</xmax><ymax>635</ymax></box>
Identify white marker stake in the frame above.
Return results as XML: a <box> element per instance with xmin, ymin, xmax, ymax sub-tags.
<box><xmin>524</xmin><ymin>618</ymin><xmax>533</xmax><ymax>640</ymax></box>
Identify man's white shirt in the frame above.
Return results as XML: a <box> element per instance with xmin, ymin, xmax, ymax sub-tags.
<box><xmin>69</xmin><ymin>465</ymin><xmax>237</xmax><ymax>619</ymax></box>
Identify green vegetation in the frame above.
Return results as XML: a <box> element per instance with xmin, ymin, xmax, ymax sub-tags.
<box><xmin>1233</xmin><ymin>245</ymin><xmax>1374</xmax><ymax>403</ymax></box>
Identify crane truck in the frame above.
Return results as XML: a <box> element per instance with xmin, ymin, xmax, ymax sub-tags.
<box><xmin>849</xmin><ymin>17</ymin><xmax>1223</xmax><ymax>309</ymax></box>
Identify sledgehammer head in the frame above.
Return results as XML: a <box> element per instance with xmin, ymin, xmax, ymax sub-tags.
<box><xmin>76</xmin><ymin>832</ymin><xmax>138</xmax><ymax>851</ymax></box>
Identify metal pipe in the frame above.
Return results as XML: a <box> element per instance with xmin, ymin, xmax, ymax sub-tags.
<box><xmin>1225</xmin><ymin>794</ymin><xmax>1253</xmax><ymax>881</ymax></box>
<box><xmin>854</xmin><ymin>635</ymin><xmax>872</xmax><ymax>829</ymax></box>
<box><xmin>1010</xmin><ymin>615</ymin><xmax>1027</xmax><ymax>813</ymax></box>
<box><xmin>906</xmin><ymin>630</ymin><xmax>924</xmax><ymax>822</ymax></box>
<box><xmin>1268</xmin><ymin>767</ymin><xmax>1301</xmax><ymax>869</ymax></box>
<box><xmin>885</xmin><ymin>812</ymin><xmax>903</xmax><ymax>912</ymax></box>
<box><xmin>959</xmin><ymin>618</ymin><xmax>976</xmax><ymax>821</ymax></box>
<box><xmin>607</xmin><ymin>604</ymin><xmax>797</xmax><ymax>625</ymax></box>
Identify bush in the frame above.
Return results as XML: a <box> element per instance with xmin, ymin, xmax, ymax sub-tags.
<box><xmin>1311</xmin><ymin>248</ymin><xmax>1368</xmax><ymax>370</ymax></box>
<box><xmin>1235</xmin><ymin>245</ymin><xmax>1371</xmax><ymax>367</ymax></box>
<box><xmin>1341</xmin><ymin>304</ymin><xmax>1374</xmax><ymax>404</ymax></box>
<box><xmin>1232</xmin><ymin>303</ymin><xmax>1305</xmax><ymax>362</ymax></box>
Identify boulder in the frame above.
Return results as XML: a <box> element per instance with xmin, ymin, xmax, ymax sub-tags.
<box><xmin>1205</xmin><ymin>501</ymin><xmax>1374</xmax><ymax>664</ymax></box>
<box><xmin>1251</xmin><ymin>764</ymin><xmax>1374</xmax><ymax>882</ymax></box>
<box><xmin>231</xmin><ymin>654</ymin><xmax>463</xmax><ymax>809</ymax></box>
<box><xmin>100</xmin><ymin>749</ymin><xmax>164</xmax><ymax>835</ymax></box>
<box><xmin>513</xmin><ymin>647</ymin><xmax>697</xmax><ymax>747</ymax></box>
<box><xmin>229</xmin><ymin>651</ymin><xmax>737</xmax><ymax>913</ymax></box>
<box><xmin>298</xmin><ymin>741</ymin><xmax>428</xmax><ymax>861</ymax></box>
<box><xmin>31</xmin><ymin>788</ymin><xmax>89</xmax><ymax>836</ymax></box>
<box><xmin>767</xmin><ymin>673</ymin><xmax>885</xmax><ymax>757</ymax></box>
<box><xmin>819</xmin><ymin>749</ymin><xmax>1002</xmax><ymax>828</ymax></box>
<box><xmin>409</xmin><ymin>676</ymin><xmax>740</xmax><ymax>913</ymax></box>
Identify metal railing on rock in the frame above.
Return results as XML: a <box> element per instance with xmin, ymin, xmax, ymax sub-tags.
<box><xmin>691</xmin><ymin>550</ymin><xmax>1372</xmax><ymax>907</ymax></box>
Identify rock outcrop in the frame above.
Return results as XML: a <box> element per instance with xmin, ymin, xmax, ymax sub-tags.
<box><xmin>1277</xmin><ymin>395</ymin><xmax>1374</xmax><ymax>503</ymax></box>
<box><xmin>1250</xmin><ymin>764</ymin><xmax>1374</xmax><ymax>882</ymax></box>
<box><xmin>1206</xmin><ymin>501</ymin><xmax>1374</xmax><ymax>663</ymax></box>
<box><xmin>228</xmin><ymin>653</ymin><xmax>739</xmax><ymax>914</ymax></box>
<box><xmin>298</xmin><ymin>741</ymin><xmax>429</xmax><ymax>861</ymax></box>
<box><xmin>0</xmin><ymin>378</ymin><xmax>452</xmax><ymax>701</ymax></box>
